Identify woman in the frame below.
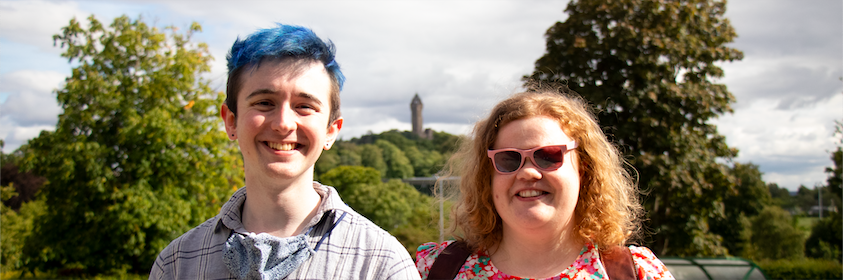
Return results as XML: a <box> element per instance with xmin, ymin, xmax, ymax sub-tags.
<box><xmin>416</xmin><ymin>88</ymin><xmax>673</xmax><ymax>280</ymax></box>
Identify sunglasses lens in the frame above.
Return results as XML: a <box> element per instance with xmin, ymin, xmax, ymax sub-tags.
<box><xmin>493</xmin><ymin>151</ymin><xmax>522</xmax><ymax>173</ymax></box>
<box><xmin>534</xmin><ymin>146</ymin><xmax>564</xmax><ymax>170</ymax></box>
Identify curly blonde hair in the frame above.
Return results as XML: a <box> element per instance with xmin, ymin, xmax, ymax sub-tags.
<box><xmin>439</xmin><ymin>87</ymin><xmax>642</xmax><ymax>253</ymax></box>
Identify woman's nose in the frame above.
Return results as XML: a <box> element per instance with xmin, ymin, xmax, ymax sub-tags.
<box><xmin>516</xmin><ymin>158</ymin><xmax>543</xmax><ymax>181</ymax></box>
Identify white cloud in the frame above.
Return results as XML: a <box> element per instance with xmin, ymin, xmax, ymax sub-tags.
<box><xmin>713</xmin><ymin>93</ymin><xmax>842</xmax><ymax>190</ymax></box>
<box><xmin>0</xmin><ymin>0</ymin><xmax>85</xmax><ymax>52</ymax></box>
<box><xmin>0</xmin><ymin>70</ymin><xmax>64</xmax><ymax>152</ymax></box>
<box><xmin>1</xmin><ymin>0</ymin><xmax>839</xmax><ymax>192</ymax></box>
<box><xmin>0</xmin><ymin>117</ymin><xmax>54</xmax><ymax>151</ymax></box>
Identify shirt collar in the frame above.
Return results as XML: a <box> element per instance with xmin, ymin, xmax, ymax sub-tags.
<box><xmin>218</xmin><ymin>182</ymin><xmax>353</xmax><ymax>234</ymax></box>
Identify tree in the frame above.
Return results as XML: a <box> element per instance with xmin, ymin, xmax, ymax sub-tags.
<box><xmin>805</xmin><ymin>121</ymin><xmax>843</xmax><ymax>261</ymax></box>
<box><xmin>709</xmin><ymin>162</ymin><xmax>771</xmax><ymax>256</ymax></box>
<box><xmin>359</xmin><ymin>144</ymin><xmax>387</xmax><ymax>176</ymax></box>
<box><xmin>1</xmin><ymin>185</ymin><xmax>46</xmax><ymax>276</ymax></box>
<box><xmin>1</xmin><ymin>152</ymin><xmax>46</xmax><ymax>212</ymax></box>
<box><xmin>18</xmin><ymin>15</ymin><xmax>242</xmax><ymax>275</ymax></box>
<box><xmin>805</xmin><ymin>214</ymin><xmax>842</xmax><ymax>261</ymax></box>
<box><xmin>826</xmin><ymin>120</ymin><xmax>842</xmax><ymax>206</ymax></box>
<box><xmin>320</xmin><ymin>166</ymin><xmax>412</xmax><ymax>230</ymax></box>
<box><xmin>768</xmin><ymin>183</ymin><xmax>796</xmax><ymax>211</ymax></box>
<box><xmin>319</xmin><ymin>165</ymin><xmax>441</xmax><ymax>253</ymax></box>
<box><xmin>745</xmin><ymin>206</ymin><xmax>805</xmax><ymax>260</ymax></box>
<box><xmin>376</xmin><ymin>139</ymin><xmax>414</xmax><ymax>179</ymax></box>
<box><xmin>527</xmin><ymin>0</ymin><xmax>743</xmax><ymax>255</ymax></box>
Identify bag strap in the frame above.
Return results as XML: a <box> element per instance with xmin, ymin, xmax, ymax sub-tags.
<box><xmin>602</xmin><ymin>245</ymin><xmax>638</xmax><ymax>280</ymax></box>
<box><xmin>427</xmin><ymin>240</ymin><xmax>472</xmax><ymax>280</ymax></box>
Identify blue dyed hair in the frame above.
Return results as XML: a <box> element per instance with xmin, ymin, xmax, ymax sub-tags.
<box><xmin>225</xmin><ymin>24</ymin><xmax>345</xmax><ymax>123</ymax></box>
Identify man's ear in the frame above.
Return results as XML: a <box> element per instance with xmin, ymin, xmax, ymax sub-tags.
<box><xmin>324</xmin><ymin>117</ymin><xmax>343</xmax><ymax>150</ymax></box>
<box><xmin>221</xmin><ymin>104</ymin><xmax>237</xmax><ymax>140</ymax></box>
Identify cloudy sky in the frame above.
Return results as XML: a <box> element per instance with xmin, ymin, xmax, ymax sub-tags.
<box><xmin>1</xmin><ymin>0</ymin><xmax>840</xmax><ymax>191</ymax></box>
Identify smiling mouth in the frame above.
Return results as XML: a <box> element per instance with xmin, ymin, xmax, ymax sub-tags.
<box><xmin>517</xmin><ymin>190</ymin><xmax>546</xmax><ymax>198</ymax></box>
<box><xmin>266</xmin><ymin>142</ymin><xmax>301</xmax><ymax>151</ymax></box>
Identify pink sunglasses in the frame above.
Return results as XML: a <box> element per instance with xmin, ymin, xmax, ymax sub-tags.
<box><xmin>487</xmin><ymin>141</ymin><xmax>577</xmax><ymax>174</ymax></box>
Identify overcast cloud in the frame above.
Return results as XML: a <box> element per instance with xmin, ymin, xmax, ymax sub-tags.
<box><xmin>1</xmin><ymin>0</ymin><xmax>840</xmax><ymax>191</ymax></box>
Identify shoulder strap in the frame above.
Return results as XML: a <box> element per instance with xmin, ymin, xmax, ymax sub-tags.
<box><xmin>428</xmin><ymin>240</ymin><xmax>472</xmax><ymax>280</ymax></box>
<box><xmin>602</xmin><ymin>245</ymin><xmax>638</xmax><ymax>280</ymax></box>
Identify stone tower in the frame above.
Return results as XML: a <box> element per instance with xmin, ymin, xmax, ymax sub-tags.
<box><xmin>411</xmin><ymin>93</ymin><xmax>423</xmax><ymax>138</ymax></box>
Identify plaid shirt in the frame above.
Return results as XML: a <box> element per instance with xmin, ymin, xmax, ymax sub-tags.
<box><xmin>149</xmin><ymin>183</ymin><xmax>420</xmax><ymax>280</ymax></box>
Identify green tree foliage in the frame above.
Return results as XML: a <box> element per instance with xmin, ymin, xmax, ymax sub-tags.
<box><xmin>359</xmin><ymin>144</ymin><xmax>388</xmax><ymax>176</ymax></box>
<box><xmin>745</xmin><ymin>206</ymin><xmax>805</xmax><ymax>260</ymax></box>
<box><xmin>826</xmin><ymin>120</ymin><xmax>842</xmax><ymax>205</ymax></box>
<box><xmin>375</xmin><ymin>140</ymin><xmax>414</xmax><ymax>179</ymax></box>
<box><xmin>17</xmin><ymin>15</ymin><xmax>242</xmax><ymax>275</ymax></box>
<box><xmin>790</xmin><ymin>185</ymin><xmax>838</xmax><ymax>216</ymax></box>
<box><xmin>432</xmin><ymin>131</ymin><xmax>462</xmax><ymax>155</ymax></box>
<box><xmin>1</xmin><ymin>185</ymin><xmax>46</xmax><ymax>276</ymax></box>
<box><xmin>768</xmin><ymin>183</ymin><xmax>796</xmax><ymax>211</ymax></box>
<box><xmin>527</xmin><ymin>0</ymin><xmax>743</xmax><ymax>255</ymax></box>
<box><xmin>321</xmin><ymin>166</ymin><xmax>411</xmax><ymax>229</ymax></box>
<box><xmin>315</xmin><ymin>129</ymin><xmax>459</xmax><ymax>180</ymax></box>
<box><xmin>1</xmin><ymin>151</ymin><xmax>45</xmax><ymax>212</ymax></box>
<box><xmin>319</xmin><ymin>166</ymin><xmax>441</xmax><ymax>253</ymax></box>
<box><xmin>319</xmin><ymin>165</ymin><xmax>381</xmax><ymax>191</ymax></box>
<box><xmin>805</xmin><ymin>214</ymin><xmax>842</xmax><ymax>261</ymax></box>
<box><xmin>709</xmin><ymin>163</ymin><xmax>771</xmax><ymax>256</ymax></box>
<box><xmin>390</xmin><ymin>191</ymin><xmax>441</xmax><ymax>256</ymax></box>
<box><xmin>757</xmin><ymin>259</ymin><xmax>843</xmax><ymax>280</ymax></box>
<box><xmin>805</xmin><ymin>122</ymin><xmax>843</xmax><ymax>262</ymax></box>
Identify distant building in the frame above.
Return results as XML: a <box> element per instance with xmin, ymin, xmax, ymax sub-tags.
<box><xmin>410</xmin><ymin>93</ymin><xmax>433</xmax><ymax>140</ymax></box>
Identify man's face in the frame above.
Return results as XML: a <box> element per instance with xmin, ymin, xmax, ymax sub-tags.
<box><xmin>221</xmin><ymin>59</ymin><xmax>342</xmax><ymax>184</ymax></box>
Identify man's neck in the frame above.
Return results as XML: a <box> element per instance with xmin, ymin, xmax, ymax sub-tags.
<box><xmin>241</xmin><ymin>176</ymin><xmax>322</xmax><ymax>238</ymax></box>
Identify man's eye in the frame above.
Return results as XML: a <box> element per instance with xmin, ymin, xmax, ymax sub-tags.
<box><xmin>297</xmin><ymin>104</ymin><xmax>317</xmax><ymax>111</ymax></box>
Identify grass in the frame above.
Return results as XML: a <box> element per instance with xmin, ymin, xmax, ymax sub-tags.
<box><xmin>1</xmin><ymin>270</ymin><xmax>147</xmax><ymax>280</ymax></box>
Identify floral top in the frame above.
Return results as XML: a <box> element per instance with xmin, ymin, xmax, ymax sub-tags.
<box><xmin>416</xmin><ymin>240</ymin><xmax>674</xmax><ymax>280</ymax></box>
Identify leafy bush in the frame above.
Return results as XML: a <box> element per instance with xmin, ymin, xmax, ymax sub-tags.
<box><xmin>757</xmin><ymin>259</ymin><xmax>842</xmax><ymax>280</ymax></box>
<box><xmin>745</xmin><ymin>206</ymin><xmax>806</xmax><ymax>260</ymax></box>
<box><xmin>805</xmin><ymin>214</ymin><xmax>843</xmax><ymax>261</ymax></box>
<box><xmin>320</xmin><ymin>166</ymin><xmax>442</xmax><ymax>254</ymax></box>
<box><xmin>1</xmin><ymin>186</ymin><xmax>46</xmax><ymax>276</ymax></box>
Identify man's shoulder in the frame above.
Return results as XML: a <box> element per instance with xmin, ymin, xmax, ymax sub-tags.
<box><xmin>153</xmin><ymin>216</ymin><xmax>224</xmax><ymax>264</ymax></box>
<box><xmin>150</xmin><ymin>215</ymin><xmax>231</xmax><ymax>279</ymax></box>
<box><xmin>307</xmin><ymin>209</ymin><xmax>420</xmax><ymax>279</ymax></box>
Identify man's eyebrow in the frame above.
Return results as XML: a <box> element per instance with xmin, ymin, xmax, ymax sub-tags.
<box><xmin>296</xmin><ymin>92</ymin><xmax>323</xmax><ymax>107</ymax></box>
<box><xmin>245</xmin><ymin>89</ymin><xmax>276</xmax><ymax>99</ymax></box>
<box><xmin>245</xmin><ymin>90</ymin><xmax>324</xmax><ymax>107</ymax></box>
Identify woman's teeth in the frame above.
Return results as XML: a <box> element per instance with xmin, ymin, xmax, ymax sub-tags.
<box><xmin>268</xmin><ymin>142</ymin><xmax>296</xmax><ymax>151</ymax></box>
<box><xmin>518</xmin><ymin>190</ymin><xmax>543</xmax><ymax>198</ymax></box>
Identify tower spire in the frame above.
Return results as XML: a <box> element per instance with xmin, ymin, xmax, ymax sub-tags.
<box><xmin>411</xmin><ymin>93</ymin><xmax>423</xmax><ymax>138</ymax></box>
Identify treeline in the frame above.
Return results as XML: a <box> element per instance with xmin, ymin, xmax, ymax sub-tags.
<box><xmin>315</xmin><ymin>129</ymin><xmax>461</xmax><ymax>181</ymax></box>
<box><xmin>3</xmin><ymin>7</ymin><xmax>843</xmax><ymax>278</ymax></box>
<box><xmin>707</xmin><ymin>161</ymin><xmax>843</xmax><ymax>263</ymax></box>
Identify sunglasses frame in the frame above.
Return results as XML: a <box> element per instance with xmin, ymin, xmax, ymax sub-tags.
<box><xmin>486</xmin><ymin>141</ymin><xmax>578</xmax><ymax>174</ymax></box>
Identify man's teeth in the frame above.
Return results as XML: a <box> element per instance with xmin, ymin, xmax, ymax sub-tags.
<box><xmin>518</xmin><ymin>190</ymin><xmax>543</xmax><ymax>198</ymax></box>
<box><xmin>268</xmin><ymin>142</ymin><xmax>296</xmax><ymax>151</ymax></box>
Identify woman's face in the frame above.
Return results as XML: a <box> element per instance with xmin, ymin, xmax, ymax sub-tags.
<box><xmin>491</xmin><ymin>115</ymin><xmax>580</xmax><ymax>235</ymax></box>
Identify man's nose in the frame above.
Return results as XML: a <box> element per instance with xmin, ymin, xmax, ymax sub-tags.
<box><xmin>272</xmin><ymin>105</ymin><xmax>297</xmax><ymax>132</ymax></box>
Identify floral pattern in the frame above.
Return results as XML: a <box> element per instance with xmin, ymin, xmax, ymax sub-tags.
<box><xmin>416</xmin><ymin>241</ymin><xmax>674</xmax><ymax>280</ymax></box>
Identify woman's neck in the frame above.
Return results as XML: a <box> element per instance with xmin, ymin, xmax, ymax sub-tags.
<box><xmin>490</xmin><ymin>226</ymin><xmax>586</xmax><ymax>278</ymax></box>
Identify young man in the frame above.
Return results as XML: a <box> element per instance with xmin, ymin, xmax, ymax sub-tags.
<box><xmin>150</xmin><ymin>24</ymin><xmax>420</xmax><ymax>280</ymax></box>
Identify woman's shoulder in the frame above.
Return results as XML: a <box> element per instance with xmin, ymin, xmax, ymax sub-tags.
<box><xmin>415</xmin><ymin>240</ymin><xmax>457</xmax><ymax>269</ymax></box>
<box><xmin>627</xmin><ymin>245</ymin><xmax>675</xmax><ymax>280</ymax></box>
